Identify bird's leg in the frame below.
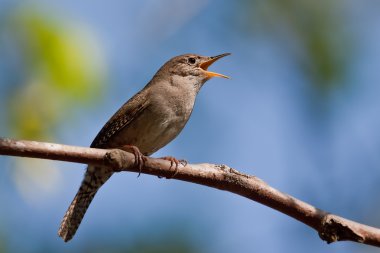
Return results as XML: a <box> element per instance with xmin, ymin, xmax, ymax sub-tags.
<box><xmin>160</xmin><ymin>156</ymin><xmax>187</xmax><ymax>178</ymax></box>
<box><xmin>119</xmin><ymin>145</ymin><xmax>146</xmax><ymax>176</ymax></box>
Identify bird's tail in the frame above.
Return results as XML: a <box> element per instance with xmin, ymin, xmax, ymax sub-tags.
<box><xmin>58</xmin><ymin>165</ymin><xmax>112</xmax><ymax>242</ymax></box>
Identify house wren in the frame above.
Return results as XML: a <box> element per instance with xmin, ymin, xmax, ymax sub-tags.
<box><xmin>58</xmin><ymin>53</ymin><xmax>230</xmax><ymax>242</ymax></box>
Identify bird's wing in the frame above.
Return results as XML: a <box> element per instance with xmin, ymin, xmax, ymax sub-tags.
<box><xmin>90</xmin><ymin>90</ymin><xmax>149</xmax><ymax>148</ymax></box>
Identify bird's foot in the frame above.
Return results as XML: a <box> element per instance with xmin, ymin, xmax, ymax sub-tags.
<box><xmin>119</xmin><ymin>145</ymin><xmax>146</xmax><ymax>176</ymax></box>
<box><xmin>160</xmin><ymin>156</ymin><xmax>187</xmax><ymax>178</ymax></box>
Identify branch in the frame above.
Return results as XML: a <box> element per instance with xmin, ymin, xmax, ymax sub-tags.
<box><xmin>0</xmin><ymin>137</ymin><xmax>379</xmax><ymax>247</ymax></box>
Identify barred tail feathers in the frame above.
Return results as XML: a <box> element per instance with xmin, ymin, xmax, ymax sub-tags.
<box><xmin>58</xmin><ymin>165</ymin><xmax>112</xmax><ymax>242</ymax></box>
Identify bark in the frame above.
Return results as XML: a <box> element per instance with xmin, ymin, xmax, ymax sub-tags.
<box><xmin>0</xmin><ymin>137</ymin><xmax>379</xmax><ymax>247</ymax></box>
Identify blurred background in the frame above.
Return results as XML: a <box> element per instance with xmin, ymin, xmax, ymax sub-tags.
<box><xmin>0</xmin><ymin>0</ymin><xmax>379</xmax><ymax>252</ymax></box>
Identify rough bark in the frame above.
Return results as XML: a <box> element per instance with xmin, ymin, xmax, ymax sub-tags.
<box><xmin>1</xmin><ymin>137</ymin><xmax>379</xmax><ymax>247</ymax></box>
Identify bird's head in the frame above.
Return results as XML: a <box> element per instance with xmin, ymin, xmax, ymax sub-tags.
<box><xmin>155</xmin><ymin>53</ymin><xmax>230</xmax><ymax>91</ymax></box>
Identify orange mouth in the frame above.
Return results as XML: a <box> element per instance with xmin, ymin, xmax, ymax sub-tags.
<box><xmin>200</xmin><ymin>53</ymin><xmax>230</xmax><ymax>79</ymax></box>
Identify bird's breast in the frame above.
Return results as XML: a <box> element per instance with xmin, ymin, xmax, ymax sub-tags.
<box><xmin>109</xmin><ymin>85</ymin><xmax>197</xmax><ymax>156</ymax></box>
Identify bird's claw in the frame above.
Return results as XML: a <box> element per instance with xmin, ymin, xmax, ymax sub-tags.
<box><xmin>119</xmin><ymin>145</ymin><xmax>146</xmax><ymax>176</ymax></box>
<box><xmin>179</xmin><ymin>159</ymin><xmax>188</xmax><ymax>167</ymax></box>
<box><xmin>160</xmin><ymin>156</ymin><xmax>187</xmax><ymax>178</ymax></box>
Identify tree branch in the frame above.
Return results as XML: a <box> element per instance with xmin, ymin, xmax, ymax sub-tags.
<box><xmin>0</xmin><ymin>137</ymin><xmax>379</xmax><ymax>247</ymax></box>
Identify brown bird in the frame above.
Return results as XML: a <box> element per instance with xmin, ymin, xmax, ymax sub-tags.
<box><xmin>58</xmin><ymin>53</ymin><xmax>230</xmax><ymax>242</ymax></box>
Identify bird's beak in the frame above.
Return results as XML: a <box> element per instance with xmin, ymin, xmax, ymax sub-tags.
<box><xmin>200</xmin><ymin>53</ymin><xmax>230</xmax><ymax>79</ymax></box>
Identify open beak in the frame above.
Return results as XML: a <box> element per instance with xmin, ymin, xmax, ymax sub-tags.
<box><xmin>200</xmin><ymin>53</ymin><xmax>230</xmax><ymax>79</ymax></box>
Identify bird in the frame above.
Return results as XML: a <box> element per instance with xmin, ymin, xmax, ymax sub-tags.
<box><xmin>58</xmin><ymin>53</ymin><xmax>230</xmax><ymax>242</ymax></box>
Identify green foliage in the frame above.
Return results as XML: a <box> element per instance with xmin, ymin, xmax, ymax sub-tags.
<box><xmin>243</xmin><ymin>0</ymin><xmax>353</xmax><ymax>94</ymax></box>
<box><xmin>0</xmin><ymin>5</ymin><xmax>107</xmax><ymax>206</ymax></box>
<box><xmin>2</xmin><ymin>6</ymin><xmax>107</xmax><ymax>139</ymax></box>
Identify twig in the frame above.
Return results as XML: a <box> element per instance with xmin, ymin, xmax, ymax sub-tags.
<box><xmin>0</xmin><ymin>137</ymin><xmax>379</xmax><ymax>247</ymax></box>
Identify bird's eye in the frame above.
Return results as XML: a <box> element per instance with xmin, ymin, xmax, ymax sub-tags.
<box><xmin>188</xmin><ymin>57</ymin><xmax>196</xmax><ymax>65</ymax></box>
